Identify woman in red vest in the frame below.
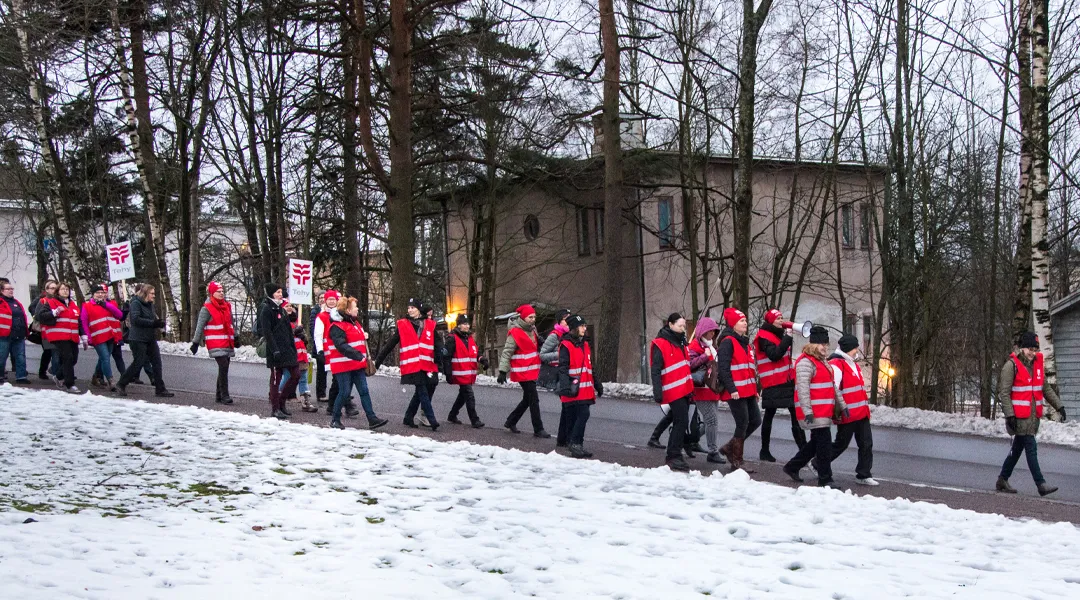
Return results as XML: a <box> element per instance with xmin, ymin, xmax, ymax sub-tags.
<box><xmin>650</xmin><ymin>312</ymin><xmax>695</xmax><ymax>472</ymax></box>
<box><xmin>828</xmin><ymin>334</ymin><xmax>876</xmax><ymax>485</ymax></box>
<box><xmin>81</xmin><ymin>283</ymin><xmax>123</xmax><ymax>391</ymax></box>
<box><xmin>33</xmin><ymin>281</ymin><xmax>80</xmax><ymax>392</ymax></box>
<box><xmin>557</xmin><ymin>315</ymin><xmax>603</xmax><ymax>458</ymax></box>
<box><xmin>715</xmin><ymin>308</ymin><xmax>762</xmax><ymax>472</ymax></box>
<box><xmin>498</xmin><ymin>304</ymin><xmax>549</xmax><ymax>437</ymax></box>
<box><xmin>374</xmin><ymin>297</ymin><xmax>442</xmax><ymax>430</ymax></box>
<box><xmin>756</xmin><ymin>308</ymin><xmax>806</xmax><ymax>461</ymax></box>
<box><xmin>687</xmin><ymin>317</ymin><xmax>726</xmax><ymax>465</ymax></box>
<box><xmin>328</xmin><ymin>297</ymin><xmax>388</xmax><ymax>430</ymax></box>
<box><xmin>783</xmin><ymin>326</ymin><xmax>843</xmax><ymax>488</ymax></box>
<box><xmin>191</xmin><ymin>281</ymin><xmax>238</xmax><ymax>405</ymax></box>
<box><xmin>445</xmin><ymin>314</ymin><xmax>488</xmax><ymax>428</ymax></box>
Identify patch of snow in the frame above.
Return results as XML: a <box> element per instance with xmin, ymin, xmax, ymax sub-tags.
<box><xmin>1</xmin><ymin>386</ymin><xmax>1079</xmax><ymax>598</ymax></box>
<box><xmin>157</xmin><ymin>340</ymin><xmax>264</xmax><ymax>364</ymax></box>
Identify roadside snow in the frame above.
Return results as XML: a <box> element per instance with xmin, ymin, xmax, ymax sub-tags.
<box><xmin>1</xmin><ymin>386</ymin><xmax>1079</xmax><ymax>599</ymax></box>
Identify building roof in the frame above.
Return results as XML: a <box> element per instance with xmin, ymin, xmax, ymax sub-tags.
<box><xmin>1051</xmin><ymin>291</ymin><xmax>1080</xmax><ymax>317</ymax></box>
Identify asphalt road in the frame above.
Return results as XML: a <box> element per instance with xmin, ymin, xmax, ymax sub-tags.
<box><xmin>20</xmin><ymin>345</ymin><xmax>1080</xmax><ymax>524</ymax></box>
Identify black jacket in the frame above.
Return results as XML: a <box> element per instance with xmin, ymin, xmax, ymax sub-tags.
<box><xmin>557</xmin><ymin>332</ymin><xmax>602</xmax><ymax>401</ymax></box>
<box><xmin>327</xmin><ymin>312</ymin><xmax>366</xmax><ymax>363</ymax></box>
<box><xmin>758</xmin><ymin>321</ymin><xmax>795</xmax><ymax>408</ymax></box>
<box><xmin>650</xmin><ymin>326</ymin><xmax>689</xmax><ymax>402</ymax></box>
<box><xmin>716</xmin><ymin>327</ymin><xmax>754</xmax><ymax>397</ymax></box>
<box><xmin>3</xmin><ymin>296</ymin><xmax>28</xmax><ymax>340</ymax></box>
<box><xmin>374</xmin><ymin>317</ymin><xmax>444</xmax><ymax>386</ymax></box>
<box><xmin>258</xmin><ymin>297</ymin><xmax>298</xmax><ymax>368</ymax></box>
<box><xmin>125</xmin><ymin>296</ymin><xmax>163</xmax><ymax>343</ymax></box>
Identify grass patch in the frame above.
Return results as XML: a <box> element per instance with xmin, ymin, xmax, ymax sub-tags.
<box><xmin>349</xmin><ymin>453</ymin><xmax>365</xmax><ymax>460</ymax></box>
<box><xmin>271</xmin><ymin>467</ymin><xmax>294</xmax><ymax>475</ymax></box>
<box><xmin>301</xmin><ymin>468</ymin><xmax>332</xmax><ymax>474</ymax></box>
<box><xmin>185</xmin><ymin>482</ymin><xmax>252</xmax><ymax>497</ymax></box>
<box><xmin>294</xmin><ymin>550</ymin><xmax>306</xmax><ymax>556</ymax></box>
<box><xmin>11</xmin><ymin>499</ymin><xmax>53</xmax><ymax>513</ymax></box>
<box><xmin>358</xmin><ymin>492</ymin><xmax>378</xmax><ymax>505</ymax></box>
<box><xmin>141</xmin><ymin>493</ymin><xmax>169</xmax><ymax>499</ymax></box>
<box><xmin>487</xmin><ymin>569</ymin><xmax>505</xmax><ymax>575</ymax></box>
<box><xmin>366</xmin><ymin>517</ymin><xmax>385</xmax><ymax>524</ymax></box>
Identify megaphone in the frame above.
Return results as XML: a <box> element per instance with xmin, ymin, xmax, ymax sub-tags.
<box><xmin>781</xmin><ymin>320</ymin><xmax>814</xmax><ymax>338</ymax></box>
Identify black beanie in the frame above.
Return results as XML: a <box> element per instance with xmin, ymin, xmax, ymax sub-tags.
<box><xmin>809</xmin><ymin>325</ymin><xmax>829</xmax><ymax>345</ymax></box>
<box><xmin>1018</xmin><ymin>331</ymin><xmax>1039</xmax><ymax>349</ymax></box>
<box><xmin>456</xmin><ymin>313</ymin><xmax>471</xmax><ymax>325</ymax></box>
<box><xmin>838</xmin><ymin>334</ymin><xmax>859</xmax><ymax>352</ymax></box>
<box><xmin>264</xmin><ymin>283</ymin><xmax>282</xmax><ymax>298</ymax></box>
<box><xmin>566</xmin><ymin>314</ymin><xmax>587</xmax><ymax>329</ymax></box>
<box><xmin>555</xmin><ymin>308</ymin><xmax>571</xmax><ymax>323</ymax></box>
<box><xmin>407</xmin><ymin>298</ymin><xmax>422</xmax><ymax>310</ymax></box>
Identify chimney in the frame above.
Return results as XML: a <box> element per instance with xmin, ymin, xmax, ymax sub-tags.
<box><xmin>591</xmin><ymin>113</ymin><xmax>645</xmax><ymax>156</ymax></box>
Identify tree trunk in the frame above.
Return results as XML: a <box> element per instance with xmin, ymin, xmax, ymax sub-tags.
<box><xmin>342</xmin><ymin>0</ymin><xmax>363</xmax><ymax>297</ymax></box>
<box><xmin>1029</xmin><ymin>0</ymin><xmax>1055</xmax><ymax>385</ymax></box>
<box><xmin>1013</xmin><ymin>0</ymin><xmax>1035</xmax><ymax>339</ymax></box>
<box><xmin>387</xmin><ymin>0</ymin><xmax>417</xmax><ymax>316</ymax></box>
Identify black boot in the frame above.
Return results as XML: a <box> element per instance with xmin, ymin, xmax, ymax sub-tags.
<box><xmin>647</xmin><ymin>436</ymin><xmax>664</xmax><ymax>449</ymax></box>
<box><xmin>569</xmin><ymin>444</ymin><xmax>589</xmax><ymax>459</ymax></box>
<box><xmin>666</xmin><ymin>456</ymin><xmax>690</xmax><ymax>472</ymax></box>
<box><xmin>330</xmin><ymin>419</ymin><xmax>345</xmax><ymax>430</ymax></box>
<box><xmin>447</xmin><ymin>415</ymin><xmax>463</xmax><ymax>425</ymax></box>
<box><xmin>368</xmin><ymin>417</ymin><xmax>389</xmax><ymax>430</ymax></box>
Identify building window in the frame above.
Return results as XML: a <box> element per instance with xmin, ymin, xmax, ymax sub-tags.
<box><xmin>29</xmin><ymin>284</ymin><xmax>39</xmax><ymax>300</ymax></box>
<box><xmin>577</xmin><ymin>207</ymin><xmax>591</xmax><ymax>256</ymax></box>
<box><xmin>843</xmin><ymin>313</ymin><xmax>857</xmax><ymax>336</ymax></box>
<box><xmin>658</xmin><ymin>196</ymin><xmax>674</xmax><ymax>249</ymax></box>
<box><xmin>841</xmin><ymin>205</ymin><xmax>854</xmax><ymax>249</ymax></box>
<box><xmin>523</xmin><ymin>214</ymin><xmax>540</xmax><ymax>241</ymax></box>
<box><xmin>862</xmin><ymin>314</ymin><xmax>873</xmax><ymax>351</ymax></box>
<box><xmin>860</xmin><ymin>204</ymin><xmax>872</xmax><ymax>249</ymax></box>
<box><xmin>594</xmin><ymin>208</ymin><xmax>605</xmax><ymax>254</ymax></box>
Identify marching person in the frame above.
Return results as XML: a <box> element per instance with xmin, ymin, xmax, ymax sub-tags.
<box><xmin>756</xmin><ymin>309</ymin><xmax>805</xmax><ymax>461</ymax></box>
<box><xmin>374</xmin><ymin>298</ymin><xmax>442</xmax><ymax>431</ymax></box>
<box><xmin>34</xmin><ymin>281</ymin><xmax>80</xmax><ymax>392</ymax></box>
<box><xmin>557</xmin><ymin>314</ymin><xmax>602</xmax><ymax>458</ymax></box>
<box><xmin>190</xmin><ymin>281</ymin><xmax>238</xmax><ymax>405</ymax></box>
<box><xmin>499</xmin><ymin>304</ymin><xmax>549</xmax><ymax>438</ymax></box>
<box><xmin>650</xmin><ymin>312</ymin><xmax>695</xmax><ymax>472</ymax></box>
<box><xmin>258</xmin><ymin>283</ymin><xmax>299</xmax><ymax>419</ymax></box>
<box><xmin>716</xmin><ymin>308</ymin><xmax>761</xmax><ymax>472</ymax></box>
<box><xmin>0</xmin><ymin>279</ymin><xmax>30</xmax><ymax>384</ymax></box>
<box><xmin>33</xmin><ymin>280</ymin><xmax>58</xmax><ymax>380</ymax></box>
<box><xmin>539</xmin><ymin>308</ymin><xmax>571</xmax><ymax>391</ymax></box>
<box><xmin>783</xmin><ymin>326</ymin><xmax>843</xmax><ymax>488</ymax></box>
<box><xmin>314</xmin><ymin>290</ymin><xmax>357</xmax><ymax>415</ymax></box>
<box><xmin>90</xmin><ymin>286</ymin><xmax>126</xmax><ymax>388</ymax></box>
<box><xmin>81</xmin><ymin>284</ymin><xmax>123</xmax><ymax>392</ymax></box>
<box><xmin>445</xmin><ymin>314</ymin><xmax>487</xmax><ymax>428</ymax></box>
<box><xmin>115</xmin><ymin>284</ymin><xmax>173</xmax><ymax>397</ymax></box>
<box><xmin>280</xmin><ymin>325</ymin><xmax>318</xmax><ymax>412</ymax></box>
<box><xmin>327</xmin><ymin>296</ymin><xmax>388</xmax><ymax>430</ymax></box>
<box><xmin>688</xmin><ymin>317</ymin><xmax>726</xmax><ymax>464</ymax></box>
<box><xmin>828</xmin><ymin>334</ymin><xmax>876</xmax><ymax>485</ymax></box>
<box><xmin>414</xmin><ymin>304</ymin><xmax>441</xmax><ymax>426</ymax></box>
<box><xmin>996</xmin><ymin>332</ymin><xmax>1065</xmax><ymax>496</ymax></box>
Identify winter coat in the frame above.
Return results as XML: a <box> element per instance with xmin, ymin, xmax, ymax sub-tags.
<box><xmin>540</xmin><ymin>324</ymin><xmax>569</xmax><ymax>364</ymax></box>
<box><xmin>32</xmin><ymin>296</ymin><xmax>64</xmax><ymax>350</ymax></box>
<box><xmin>374</xmin><ymin>316</ymin><xmax>444</xmax><ymax>386</ymax></box>
<box><xmin>795</xmin><ymin>352</ymin><xmax>841</xmax><ymax>430</ymax></box>
<box><xmin>498</xmin><ymin>316</ymin><xmax>538</xmax><ymax>373</ymax></box>
<box><xmin>688</xmin><ymin>318</ymin><xmax>720</xmax><ymax>371</ymax></box>
<box><xmin>328</xmin><ymin>311</ymin><xmax>367</xmax><ymax>363</ymax></box>
<box><xmin>2</xmin><ymin>295</ymin><xmax>28</xmax><ymax>340</ymax></box>
<box><xmin>258</xmin><ymin>297</ymin><xmax>298</xmax><ymax>368</ymax></box>
<box><xmin>126</xmin><ymin>296</ymin><xmax>162</xmax><ymax>344</ymax></box>
<box><xmin>998</xmin><ymin>354</ymin><xmax>1063</xmax><ymax>436</ymax></box>
<box><xmin>557</xmin><ymin>331</ymin><xmax>602</xmax><ymax>402</ymax></box>
<box><xmin>716</xmin><ymin>326</ymin><xmax>755</xmax><ymax>398</ymax></box>
<box><xmin>758</xmin><ymin>321</ymin><xmax>795</xmax><ymax>409</ymax></box>
<box><xmin>192</xmin><ymin>306</ymin><xmax>235</xmax><ymax>358</ymax></box>
<box><xmin>649</xmin><ymin>325</ymin><xmax>690</xmax><ymax>402</ymax></box>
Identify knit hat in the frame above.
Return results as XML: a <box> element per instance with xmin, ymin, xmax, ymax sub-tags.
<box><xmin>838</xmin><ymin>334</ymin><xmax>859</xmax><ymax>352</ymax></box>
<box><xmin>456</xmin><ymin>313</ymin><xmax>471</xmax><ymax>326</ymax></box>
<box><xmin>207</xmin><ymin>281</ymin><xmax>222</xmax><ymax>295</ymax></box>
<box><xmin>407</xmin><ymin>298</ymin><xmax>423</xmax><ymax>310</ymax></box>
<box><xmin>1018</xmin><ymin>331</ymin><xmax>1039</xmax><ymax>349</ymax></box>
<box><xmin>264</xmin><ymin>283</ymin><xmax>283</xmax><ymax>298</ymax></box>
<box><xmin>517</xmin><ymin>304</ymin><xmax>536</xmax><ymax>319</ymax></box>
<box><xmin>809</xmin><ymin>325</ymin><xmax>829</xmax><ymax>345</ymax></box>
<box><xmin>764</xmin><ymin>309</ymin><xmax>783</xmax><ymax>325</ymax></box>
<box><xmin>92</xmin><ymin>283</ymin><xmax>109</xmax><ymax>295</ymax></box>
<box><xmin>555</xmin><ymin>308</ymin><xmax>572</xmax><ymax>324</ymax></box>
<box><xmin>723</xmin><ymin>307</ymin><xmax>746</xmax><ymax>328</ymax></box>
<box><xmin>566</xmin><ymin>314</ymin><xmax>587</xmax><ymax>329</ymax></box>
<box><xmin>324</xmin><ymin>290</ymin><xmax>341</xmax><ymax>302</ymax></box>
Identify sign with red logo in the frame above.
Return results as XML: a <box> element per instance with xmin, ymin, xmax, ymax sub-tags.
<box><xmin>287</xmin><ymin>258</ymin><xmax>314</xmax><ymax>305</ymax></box>
<box><xmin>106</xmin><ymin>241</ymin><xmax>135</xmax><ymax>282</ymax></box>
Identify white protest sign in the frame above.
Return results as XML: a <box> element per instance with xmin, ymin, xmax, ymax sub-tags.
<box><xmin>287</xmin><ymin>258</ymin><xmax>314</xmax><ymax>305</ymax></box>
<box><xmin>106</xmin><ymin>241</ymin><xmax>135</xmax><ymax>282</ymax></box>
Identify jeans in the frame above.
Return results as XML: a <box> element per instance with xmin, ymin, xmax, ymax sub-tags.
<box><xmin>663</xmin><ymin>397</ymin><xmax>691</xmax><ymax>461</ymax></box>
<box><xmin>0</xmin><ymin>337</ymin><xmax>27</xmax><ymax>380</ymax></box>
<box><xmin>449</xmin><ymin>384</ymin><xmax>480</xmax><ymax>424</ymax></box>
<box><xmin>506</xmin><ymin>380</ymin><xmax>544</xmax><ymax>432</ymax></box>
<box><xmin>696</xmin><ymin>400</ymin><xmax>721</xmax><ymax>454</ymax></box>
<box><xmin>269</xmin><ymin>366</ymin><xmax>300</xmax><ymax>412</ymax></box>
<box><xmin>279</xmin><ymin>363</ymin><xmax>310</xmax><ymax>396</ymax></box>
<box><xmin>1000</xmin><ymin>434</ymin><xmax>1045</xmax><ymax>485</ymax></box>
<box><xmin>786</xmin><ymin>427</ymin><xmax>834</xmax><ymax>485</ymax></box>
<box><xmin>117</xmin><ymin>340</ymin><xmax>165</xmax><ymax>392</ymax></box>
<box><xmin>214</xmin><ymin>356</ymin><xmax>231</xmax><ymax>401</ymax></box>
<box><xmin>832</xmin><ymin>417</ymin><xmax>874</xmax><ymax>479</ymax></box>
<box><xmin>404</xmin><ymin>380</ymin><xmax>438</xmax><ymax>426</ymax></box>
<box><xmin>93</xmin><ymin>341</ymin><xmax>114</xmax><ymax>381</ymax></box>
<box><xmin>94</xmin><ymin>343</ymin><xmax>137</xmax><ymax>382</ymax></box>
<box><xmin>564</xmin><ymin>402</ymin><xmax>591</xmax><ymax>445</ymax></box>
<box><xmin>761</xmin><ymin>407</ymin><xmax>807</xmax><ymax>453</ymax></box>
<box><xmin>728</xmin><ymin>397</ymin><xmax>762</xmax><ymax>439</ymax></box>
<box><xmin>333</xmin><ymin>370</ymin><xmax>378</xmax><ymax>423</ymax></box>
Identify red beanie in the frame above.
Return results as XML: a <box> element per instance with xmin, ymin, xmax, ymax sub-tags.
<box><xmin>207</xmin><ymin>281</ymin><xmax>222</xmax><ymax>295</ymax></box>
<box><xmin>516</xmin><ymin>304</ymin><xmax>536</xmax><ymax>319</ymax></box>
<box><xmin>764</xmin><ymin>309</ymin><xmax>782</xmax><ymax>325</ymax></box>
<box><xmin>723</xmin><ymin>307</ymin><xmax>746</xmax><ymax>328</ymax></box>
<box><xmin>324</xmin><ymin>290</ymin><xmax>341</xmax><ymax>302</ymax></box>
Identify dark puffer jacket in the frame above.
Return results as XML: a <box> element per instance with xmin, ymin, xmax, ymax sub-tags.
<box><xmin>649</xmin><ymin>325</ymin><xmax>690</xmax><ymax>402</ymax></box>
<box><xmin>125</xmin><ymin>296</ymin><xmax>162</xmax><ymax>344</ymax></box>
<box><xmin>259</xmin><ymin>297</ymin><xmax>298</xmax><ymax>368</ymax></box>
<box><xmin>757</xmin><ymin>321</ymin><xmax>795</xmax><ymax>409</ymax></box>
<box><xmin>716</xmin><ymin>326</ymin><xmax>755</xmax><ymax>398</ymax></box>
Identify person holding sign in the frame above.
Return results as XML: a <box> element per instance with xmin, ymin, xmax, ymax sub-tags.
<box><xmin>191</xmin><ymin>281</ymin><xmax>238</xmax><ymax>405</ymax></box>
<box><xmin>81</xmin><ymin>284</ymin><xmax>123</xmax><ymax>392</ymax></box>
<box><xmin>259</xmin><ymin>283</ymin><xmax>299</xmax><ymax>419</ymax></box>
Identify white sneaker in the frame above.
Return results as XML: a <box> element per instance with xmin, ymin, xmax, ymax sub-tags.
<box><xmin>856</xmin><ymin>477</ymin><xmax>879</xmax><ymax>486</ymax></box>
<box><xmin>68</xmin><ymin>386</ymin><xmax>81</xmax><ymax>393</ymax></box>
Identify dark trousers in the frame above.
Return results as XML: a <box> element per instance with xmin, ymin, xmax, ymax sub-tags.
<box><xmin>728</xmin><ymin>397</ymin><xmax>762</xmax><ymax>439</ymax></box>
<box><xmin>1000</xmin><ymin>434</ymin><xmax>1045</xmax><ymax>485</ymax></box>
<box><xmin>761</xmin><ymin>407</ymin><xmax>807</xmax><ymax>452</ymax></box>
<box><xmin>52</xmin><ymin>341</ymin><xmax>77</xmax><ymax>387</ymax></box>
<box><xmin>269</xmin><ymin>365</ymin><xmax>300</xmax><ymax>411</ymax></box>
<box><xmin>214</xmin><ymin>356</ymin><xmax>231</xmax><ymax>401</ymax></box>
<box><xmin>650</xmin><ymin>409</ymin><xmax>673</xmax><ymax>442</ymax></box>
<box><xmin>449</xmin><ymin>384</ymin><xmax>480</xmax><ymax>423</ymax></box>
<box><xmin>786</xmin><ymin>427</ymin><xmax>833</xmax><ymax>485</ymax></box>
<box><xmin>564</xmin><ymin>402</ymin><xmax>591</xmax><ymax>445</ymax></box>
<box><xmin>506</xmin><ymin>380</ymin><xmax>544</xmax><ymax>432</ymax></box>
<box><xmin>664</xmin><ymin>398</ymin><xmax>690</xmax><ymax>460</ymax></box>
<box><xmin>832</xmin><ymin>417</ymin><xmax>873</xmax><ymax>479</ymax></box>
<box><xmin>411</xmin><ymin>377</ymin><xmax>437</xmax><ymax>412</ymax></box>
<box><xmin>118</xmin><ymin>341</ymin><xmax>165</xmax><ymax>392</ymax></box>
<box><xmin>38</xmin><ymin>348</ymin><xmax>52</xmax><ymax>378</ymax></box>
<box><xmin>333</xmin><ymin>370</ymin><xmax>377</xmax><ymax>423</ymax></box>
<box><xmin>404</xmin><ymin>381</ymin><xmax>438</xmax><ymax>426</ymax></box>
<box><xmin>557</xmin><ymin>404</ymin><xmax>572</xmax><ymax>446</ymax></box>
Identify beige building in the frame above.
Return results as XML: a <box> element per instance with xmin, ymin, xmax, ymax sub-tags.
<box><xmin>445</xmin><ymin>152</ymin><xmax>886</xmax><ymax>383</ymax></box>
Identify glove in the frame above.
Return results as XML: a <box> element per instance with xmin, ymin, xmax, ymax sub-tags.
<box><xmin>153</xmin><ymin>319</ymin><xmax>166</xmax><ymax>329</ymax></box>
<box><xmin>1005</xmin><ymin>416</ymin><xmax>1018</xmax><ymax>435</ymax></box>
<box><xmin>233</xmin><ymin>336</ymin><xmax>240</xmax><ymax>348</ymax></box>
<box><xmin>804</xmin><ymin>414</ymin><xmax>815</xmax><ymax>426</ymax></box>
<box><xmin>479</xmin><ymin>356</ymin><xmax>490</xmax><ymax>369</ymax></box>
<box><xmin>497</xmin><ymin>371</ymin><xmax>507</xmax><ymax>384</ymax></box>
<box><xmin>1060</xmin><ymin>407</ymin><xmax>1067</xmax><ymax>422</ymax></box>
<box><xmin>189</xmin><ymin>343</ymin><xmax>199</xmax><ymax>355</ymax></box>
<box><xmin>52</xmin><ymin>307</ymin><xmax>63</xmax><ymax>316</ymax></box>
<box><xmin>80</xmin><ymin>335</ymin><xmax>89</xmax><ymax>350</ymax></box>
<box><xmin>96</xmin><ymin>300</ymin><xmax>106</xmax><ymax>307</ymax></box>
<box><xmin>596</xmin><ymin>381</ymin><xmax>604</xmax><ymax>398</ymax></box>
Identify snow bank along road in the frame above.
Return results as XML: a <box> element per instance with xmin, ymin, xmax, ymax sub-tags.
<box><xmin>21</xmin><ymin>346</ymin><xmax>1080</xmax><ymax>521</ymax></box>
<box><xmin>1</xmin><ymin>387</ymin><xmax>1078</xmax><ymax>599</ymax></box>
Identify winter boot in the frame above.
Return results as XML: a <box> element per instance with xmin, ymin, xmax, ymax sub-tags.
<box><xmin>707</xmin><ymin>452</ymin><xmax>727</xmax><ymax>464</ymax></box>
<box><xmin>300</xmin><ymin>393</ymin><xmax>318</xmax><ymax>413</ymax></box>
<box><xmin>684</xmin><ymin>443</ymin><xmax>695</xmax><ymax>459</ymax></box>
<box><xmin>719</xmin><ymin>437</ymin><xmax>735</xmax><ymax>465</ymax></box>
<box><xmin>90</xmin><ymin>375</ymin><xmax>104</xmax><ymax>388</ymax></box>
<box><xmin>106</xmin><ymin>378</ymin><xmax>118</xmax><ymax>393</ymax></box>
<box><xmin>782</xmin><ymin>463</ymin><xmax>803</xmax><ymax>483</ymax></box>
<box><xmin>732</xmin><ymin>438</ymin><xmax>755</xmax><ymax>474</ymax></box>
<box><xmin>1037</xmin><ymin>482</ymin><xmax>1059</xmax><ymax>497</ymax></box>
<box><xmin>368</xmin><ymin>417</ymin><xmax>389</xmax><ymax>430</ymax></box>
<box><xmin>447</xmin><ymin>415</ymin><xmax>463</xmax><ymax>425</ymax></box>
<box><xmin>995</xmin><ymin>477</ymin><xmax>1017</xmax><ymax>494</ymax></box>
<box><xmin>471</xmin><ymin>420</ymin><xmax>485</xmax><ymax>429</ymax></box>
<box><xmin>666</xmin><ymin>456</ymin><xmax>691</xmax><ymax>472</ymax></box>
<box><xmin>688</xmin><ymin>441</ymin><xmax>707</xmax><ymax>454</ymax></box>
<box><xmin>329</xmin><ymin>419</ymin><xmax>345</xmax><ymax>430</ymax></box>
<box><xmin>272</xmin><ymin>409</ymin><xmax>290</xmax><ymax>420</ymax></box>
<box><xmin>569</xmin><ymin>444</ymin><xmax>589</xmax><ymax>459</ymax></box>
<box><xmin>759</xmin><ymin>435</ymin><xmax>777</xmax><ymax>462</ymax></box>
<box><xmin>647</xmin><ymin>436</ymin><xmax>664</xmax><ymax>449</ymax></box>
<box><xmin>504</xmin><ymin>422</ymin><xmax>521</xmax><ymax>434</ymax></box>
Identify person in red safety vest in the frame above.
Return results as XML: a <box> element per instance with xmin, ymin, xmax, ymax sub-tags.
<box><xmin>715</xmin><ymin>308</ymin><xmax>761</xmax><ymax>473</ymax></box>
<box><xmin>755</xmin><ymin>308</ymin><xmax>806</xmax><ymax>462</ymax></box>
<box><xmin>649</xmin><ymin>312</ymin><xmax>695</xmax><ymax>473</ymax></box>
<box><xmin>556</xmin><ymin>315</ymin><xmax>603</xmax><ymax>459</ymax></box>
<box><xmin>498</xmin><ymin>304</ymin><xmax>549</xmax><ymax>438</ymax></box>
<box><xmin>373</xmin><ymin>298</ymin><xmax>442</xmax><ymax>431</ymax></box>
<box><xmin>827</xmin><ymin>334</ymin><xmax>876</xmax><ymax>486</ymax></box>
<box><xmin>782</xmin><ymin>326</ymin><xmax>844</xmax><ymax>488</ymax></box>
<box><xmin>444</xmin><ymin>313</ymin><xmax>489</xmax><ymax>428</ymax></box>
<box><xmin>33</xmin><ymin>281</ymin><xmax>80</xmax><ymax>392</ymax></box>
<box><xmin>81</xmin><ymin>283</ymin><xmax>124</xmax><ymax>392</ymax></box>
<box><xmin>190</xmin><ymin>281</ymin><xmax>239</xmax><ymax>405</ymax></box>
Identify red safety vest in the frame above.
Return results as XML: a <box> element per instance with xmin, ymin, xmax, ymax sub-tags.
<box><xmin>82</xmin><ymin>301</ymin><xmax>120</xmax><ymax>346</ymax></box>
<box><xmin>688</xmin><ymin>338</ymin><xmax>721</xmax><ymax>402</ymax></box>
<box><xmin>448</xmin><ymin>334</ymin><xmax>479</xmax><ymax>385</ymax></box>
<box><xmin>398</xmin><ymin>318</ymin><xmax>437</xmax><ymax>375</ymax></box>
<box><xmin>295</xmin><ymin>337</ymin><xmax>309</xmax><ymax>364</ymax></box>
<box><xmin>42</xmin><ymin>298</ymin><xmax>80</xmax><ymax>343</ymax></box>
<box><xmin>794</xmin><ymin>355</ymin><xmax>836</xmax><ymax>421</ymax></box>
<box><xmin>1010</xmin><ymin>353</ymin><xmax>1045</xmax><ymax>419</ymax></box>
<box><xmin>651</xmin><ymin>337</ymin><xmax>694</xmax><ymax>404</ymax></box>
<box><xmin>829</xmin><ymin>356</ymin><xmax>870</xmax><ymax>424</ymax></box>
<box><xmin>0</xmin><ymin>297</ymin><xmax>26</xmax><ymax>338</ymax></box>
<box><xmin>203</xmin><ymin>300</ymin><xmax>235</xmax><ymax>352</ymax></box>
<box><xmin>508</xmin><ymin>327</ymin><xmax>541</xmax><ymax>382</ymax></box>
<box><xmin>755</xmin><ymin>329</ymin><xmax>794</xmax><ymax>388</ymax></box>
<box><xmin>560</xmin><ymin>339</ymin><xmax>596</xmax><ymax>403</ymax></box>
<box><xmin>720</xmin><ymin>338</ymin><xmax>758</xmax><ymax>402</ymax></box>
<box><xmin>327</xmin><ymin>320</ymin><xmax>369</xmax><ymax>374</ymax></box>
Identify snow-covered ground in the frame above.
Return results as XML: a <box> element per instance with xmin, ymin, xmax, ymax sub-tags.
<box><xmin>1</xmin><ymin>386</ymin><xmax>1078</xmax><ymax>599</ymax></box>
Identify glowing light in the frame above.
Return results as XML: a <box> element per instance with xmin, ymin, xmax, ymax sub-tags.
<box><xmin>445</xmin><ymin>312</ymin><xmax>458</xmax><ymax>324</ymax></box>
<box><xmin>885</xmin><ymin>367</ymin><xmax>896</xmax><ymax>378</ymax></box>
